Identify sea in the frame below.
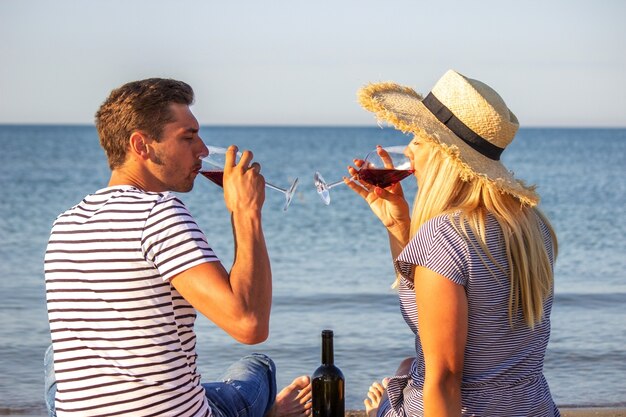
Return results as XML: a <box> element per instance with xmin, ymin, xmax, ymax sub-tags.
<box><xmin>0</xmin><ymin>125</ymin><xmax>624</xmax><ymax>414</ymax></box>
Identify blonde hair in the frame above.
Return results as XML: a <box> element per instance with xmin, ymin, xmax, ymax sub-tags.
<box><xmin>409</xmin><ymin>140</ymin><xmax>558</xmax><ymax>329</ymax></box>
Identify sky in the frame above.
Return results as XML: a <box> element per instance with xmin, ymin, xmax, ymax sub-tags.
<box><xmin>1</xmin><ymin>0</ymin><xmax>625</xmax><ymax>127</ymax></box>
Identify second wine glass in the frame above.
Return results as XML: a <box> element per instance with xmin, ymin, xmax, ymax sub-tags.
<box><xmin>200</xmin><ymin>145</ymin><xmax>299</xmax><ymax>211</ymax></box>
<box><xmin>314</xmin><ymin>145</ymin><xmax>413</xmax><ymax>205</ymax></box>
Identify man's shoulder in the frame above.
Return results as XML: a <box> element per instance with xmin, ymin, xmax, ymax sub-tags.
<box><xmin>82</xmin><ymin>186</ymin><xmax>179</xmax><ymax>206</ymax></box>
<box><xmin>53</xmin><ymin>187</ymin><xmax>182</xmax><ymax>224</ymax></box>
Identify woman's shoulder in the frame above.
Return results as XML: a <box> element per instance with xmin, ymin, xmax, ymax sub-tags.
<box><xmin>420</xmin><ymin>212</ymin><xmax>457</xmax><ymax>231</ymax></box>
<box><xmin>396</xmin><ymin>212</ymin><xmax>470</xmax><ymax>286</ymax></box>
<box><xmin>400</xmin><ymin>213</ymin><xmax>467</xmax><ymax>261</ymax></box>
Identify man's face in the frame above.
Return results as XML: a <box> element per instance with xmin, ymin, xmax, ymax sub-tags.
<box><xmin>148</xmin><ymin>103</ymin><xmax>207</xmax><ymax>192</ymax></box>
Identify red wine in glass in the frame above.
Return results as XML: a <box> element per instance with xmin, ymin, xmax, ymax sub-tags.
<box><xmin>201</xmin><ymin>170</ymin><xmax>224</xmax><ymax>187</ymax></box>
<box><xmin>357</xmin><ymin>167</ymin><xmax>414</xmax><ymax>188</ymax></box>
<box><xmin>314</xmin><ymin>145</ymin><xmax>412</xmax><ymax>205</ymax></box>
<box><xmin>199</xmin><ymin>145</ymin><xmax>299</xmax><ymax>211</ymax></box>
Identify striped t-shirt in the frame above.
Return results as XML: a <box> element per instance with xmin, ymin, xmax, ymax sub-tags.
<box><xmin>382</xmin><ymin>212</ymin><xmax>560</xmax><ymax>417</ymax></box>
<box><xmin>45</xmin><ymin>186</ymin><xmax>219</xmax><ymax>417</ymax></box>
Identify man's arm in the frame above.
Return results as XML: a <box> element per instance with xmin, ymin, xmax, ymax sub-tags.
<box><xmin>170</xmin><ymin>208</ymin><xmax>271</xmax><ymax>345</ymax></box>
<box><xmin>172</xmin><ymin>146</ymin><xmax>271</xmax><ymax>345</ymax></box>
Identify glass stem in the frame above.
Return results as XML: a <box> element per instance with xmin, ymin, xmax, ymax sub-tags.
<box><xmin>265</xmin><ymin>182</ymin><xmax>286</xmax><ymax>193</ymax></box>
<box><xmin>327</xmin><ymin>176</ymin><xmax>354</xmax><ymax>189</ymax></box>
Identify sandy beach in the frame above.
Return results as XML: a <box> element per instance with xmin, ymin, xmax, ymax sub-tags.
<box><xmin>558</xmin><ymin>409</ymin><xmax>626</xmax><ymax>417</ymax></box>
<box><xmin>342</xmin><ymin>410</ymin><xmax>626</xmax><ymax>417</ymax></box>
<box><xmin>1</xmin><ymin>410</ymin><xmax>617</xmax><ymax>417</ymax></box>
<box><xmin>341</xmin><ymin>409</ymin><xmax>626</xmax><ymax>417</ymax></box>
<box><xmin>3</xmin><ymin>408</ymin><xmax>625</xmax><ymax>416</ymax></box>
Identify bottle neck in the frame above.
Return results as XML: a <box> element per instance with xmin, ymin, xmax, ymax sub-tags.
<box><xmin>321</xmin><ymin>331</ymin><xmax>334</xmax><ymax>365</ymax></box>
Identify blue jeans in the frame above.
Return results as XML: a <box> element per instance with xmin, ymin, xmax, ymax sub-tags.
<box><xmin>44</xmin><ymin>346</ymin><xmax>276</xmax><ymax>417</ymax></box>
<box><xmin>44</xmin><ymin>345</ymin><xmax>56</xmax><ymax>417</ymax></box>
<box><xmin>203</xmin><ymin>353</ymin><xmax>277</xmax><ymax>417</ymax></box>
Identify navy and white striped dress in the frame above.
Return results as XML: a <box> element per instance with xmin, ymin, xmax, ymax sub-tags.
<box><xmin>378</xmin><ymin>212</ymin><xmax>560</xmax><ymax>417</ymax></box>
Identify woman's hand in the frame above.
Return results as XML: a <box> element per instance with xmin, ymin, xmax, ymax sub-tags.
<box><xmin>344</xmin><ymin>146</ymin><xmax>411</xmax><ymax>235</ymax></box>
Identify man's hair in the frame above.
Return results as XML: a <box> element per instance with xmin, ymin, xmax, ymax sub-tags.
<box><xmin>95</xmin><ymin>78</ymin><xmax>194</xmax><ymax>169</ymax></box>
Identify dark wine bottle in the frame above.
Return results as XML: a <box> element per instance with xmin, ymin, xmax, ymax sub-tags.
<box><xmin>312</xmin><ymin>330</ymin><xmax>345</xmax><ymax>417</ymax></box>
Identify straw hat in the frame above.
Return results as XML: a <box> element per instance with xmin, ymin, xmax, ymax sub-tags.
<box><xmin>358</xmin><ymin>69</ymin><xmax>539</xmax><ymax>206</ymax></box>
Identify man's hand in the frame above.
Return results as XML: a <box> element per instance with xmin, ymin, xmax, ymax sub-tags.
<box><xmin>223</xmin><ymin>145</ymin><xmax>266</xmax><ymax>214</ymax></box>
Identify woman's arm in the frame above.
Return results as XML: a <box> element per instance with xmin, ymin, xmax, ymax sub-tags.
<box><xmin>413</xmin><ymin>266</ymin><xmax>467</xmax><ymax>417</ymax></box>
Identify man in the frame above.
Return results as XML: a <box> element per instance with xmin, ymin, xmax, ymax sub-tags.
<box><xmin>44</xmin><ymin>78</ymin><xmax>311</xmax><ymax>416</ymax></box>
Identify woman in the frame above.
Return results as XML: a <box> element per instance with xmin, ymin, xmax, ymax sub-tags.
<box><xmin>347</xmin><ymin>70</ymin><xmax>560</xmax><ymax>416</ymax></box>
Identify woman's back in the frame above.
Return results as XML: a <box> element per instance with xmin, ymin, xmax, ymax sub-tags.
<box><xmin>388</xmin><ymin>212</ymin><xmax>559</xmax><ymax>416</ymax></box>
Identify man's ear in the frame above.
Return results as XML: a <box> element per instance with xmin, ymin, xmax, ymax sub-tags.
<box><xmin>129</xmin><ymin>131</ymin><xmax>150</xmax><ymax>159</ymax></box>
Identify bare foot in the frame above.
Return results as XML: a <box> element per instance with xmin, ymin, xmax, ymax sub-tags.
<box><xmin>266</xmin><ymin>375</ymin><xmax>312</xmax><ymax>417</ymax></box>
<box><xmin>364</xmin><ymin>378</ymin><xmax>389</xmax><ymax>417</ymax></box>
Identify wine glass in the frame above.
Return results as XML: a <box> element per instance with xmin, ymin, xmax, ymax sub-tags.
<box><xmin>200</xmin><ymin>145</ymin><xmax>299</xmax><ymax>211</ymax></box>
<box><xmin>314</xmin><ymin>145</ymin><xmax>413</xmax><ymax>205</ymax></box>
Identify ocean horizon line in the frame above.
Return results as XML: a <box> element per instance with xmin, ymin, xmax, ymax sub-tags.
<box><xmin>1</xmin><ymin>123</ymin><xmax>625</xmax><ymax>130</ymax></box>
